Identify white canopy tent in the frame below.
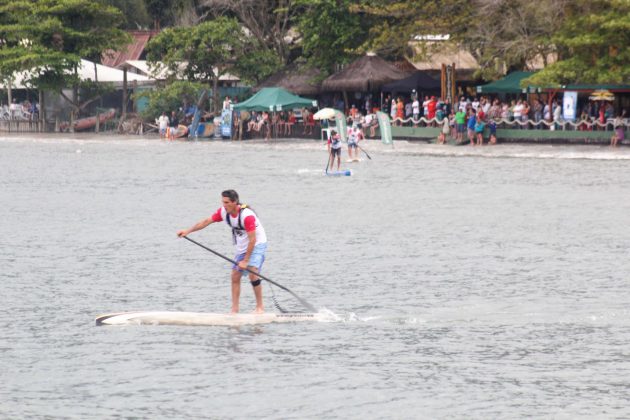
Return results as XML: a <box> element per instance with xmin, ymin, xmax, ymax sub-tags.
<box><xmin>119</xmin><ymin>60</ymin><xmax>240</xmax><ymax>83</ymax></box>
<box><xmin>1</xmin><ymin>59</ymin><xmax>153</xmax><ymax>90</ymax></box>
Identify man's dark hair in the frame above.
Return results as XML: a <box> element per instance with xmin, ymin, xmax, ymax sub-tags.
<box><xmin>222</xmin><ymin>189</ymin><xmax>239</xmax><ymax>203</ymax></box>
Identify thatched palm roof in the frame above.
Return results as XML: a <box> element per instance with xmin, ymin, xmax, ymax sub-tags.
<box><xmin>256</xmin><ymin>65</ymin><xmax>322</xmax><ymax>96</ymax></box>
<box><xmin>322</xmin><ymin>53</ymin><xmax>410</xmax><ymax>92</ymax></box>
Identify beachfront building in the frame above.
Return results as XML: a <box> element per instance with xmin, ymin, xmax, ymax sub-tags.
<box><xmin>321</xmin><ymin>53</ymin><xmax>410</xmax><ymax>114</ymax></box>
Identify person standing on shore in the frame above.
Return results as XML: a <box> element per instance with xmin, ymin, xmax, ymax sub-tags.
<box><xmin>412</xmin><ymin>96</ymin><xmax>420</xmax><ymax>127</ymax></box>
<box><xmin>158</xmin><ymin>112</ymin><xmax>169</xmax><ymax>139</ymax></box>
<box><xmin>168</xmin><ymin>111</ymin><xmax>179</xmax><ymax>141</ymax></box>
<box><xmin>488</xmin><ymin>119</ymin><xmax>497</xmax><ymax>145</ymax></box>
<box><xmin>467</xmin><ymin>109</ymin><xmax>477</xmax><ymax>146</ymax></box>
<box><xmin>177</xmin><ymin>190</ymin><xmax>267</xmax><ymax>314</ymax></box>
<box><xmin>475</xmin><ymin>113</ymin><xmax>486</xmax><ymax>146</ymax></box>
<box><xmin>455</xmin><ymin>108</ymin><xmax>466</xmax><ymax>143</ymax></box>
<box><xmin>611</xmin><ymin>112</ymin><xmax>626</xmax><ymax>147</ymax></box>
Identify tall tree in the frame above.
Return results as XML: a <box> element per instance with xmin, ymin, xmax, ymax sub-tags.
<box><xmin>201</xmin><ymin>0</ymin><xmax>298</xmax><ymax>65</ymax></box>
<box><xmin>294</xmin><ymin>0</ymin><xmax>368</xmax><ymax>75</ymax></box>
<box><xmin>526</xmin><ymin>0</ymin><xmax>630</xmax><ymax>86</ymax></box>
<box><xmin>350</xmin><ymin>0</ymin><xmax>473</xmax><ymax>59</ymax></box>
<box><xmin>98</xmin><ymin>0</ymin><xmax>152</xmax><ymax>29</ymax></box>
<box><xmin>144</xmin><ymin>0</ymin><xmax>199</xmax><ymax>29</ymax></box>
<box><xmin>0</xmin><ymin>0</ymin><xmax>130</xmax><ymax>121</ymax></box>
<box><xmin>464</xmin><ymin>0</ymin><xmax>568</xmax><ymax>80</ymax></box>
<box><xmin>296</xmin><ymin>0</ymin><xmax>473</xmax><ymax>75</ymax></box>
<box><xmin>145</xmin><ymin>16</ymin><xmax>274</xmax><ymax>111</ymax></box>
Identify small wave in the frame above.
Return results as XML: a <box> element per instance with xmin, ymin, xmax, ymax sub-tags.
<box><xmin>296</xmin><ymin>168</ymin><xmax>319</xmax><ymax>174</ymax></box>
<box><xmin>315</xmin><ymin>308</ymin><xmax>367</xmax><ymax>323</ymax></box>
<box><xmin>314</xmin><ymin>309</ymin><xmax>428</xmax><ymax>324</ymax></box>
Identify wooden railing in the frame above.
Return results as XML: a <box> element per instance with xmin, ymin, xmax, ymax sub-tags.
<box><xmin>0</xmin><ymin>120</ymin><xmax>55</xmax><ymax>133</ymax></box>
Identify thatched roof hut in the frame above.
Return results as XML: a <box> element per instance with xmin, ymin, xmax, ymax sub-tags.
<box><xmin>322</xmin><ymin>53</ymin><xmax>410</xmax><ymax>92</ymax></box>
<box><xmin>256</xmin><ymin>64</ymin><xmax>322</xmax><ymax>96</ymax></box>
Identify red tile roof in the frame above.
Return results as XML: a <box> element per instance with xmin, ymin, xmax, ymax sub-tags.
<box><xmin>102</xmin><ymin>30</ymin><xmax>159</xmax><ymax>68</ymax></box>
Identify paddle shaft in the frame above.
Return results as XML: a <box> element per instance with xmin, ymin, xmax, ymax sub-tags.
<box><xmin>358</xmin><ymin>144</ymin><xmax>372</xmax><ymax>160</ymax></box>
<box><xmin>182</xmin><ymin>236</ymin><xmax>317</xmax><ymax>312</ymax></box>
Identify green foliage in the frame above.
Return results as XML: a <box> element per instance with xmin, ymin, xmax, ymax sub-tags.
<box><xmin>143</xmin><ymin>0</ymin><xmax>188</xmax><ymax>29</ymax></box>
<box><xmin>97</xmin><ymin>0</ymin><xmax>152</xmax><ymax>29</ymax></box>
<box><xmin>294</xmin><ymin>0</ymin><xmax>473</xmax><ymax>74</ymax></box>
<box><xmin>294</xmin><ymin>0</ymin><xmax>368</xmax><ymax>74</ymax></box>
<box><xmin>146</xmin><ymin>17</ymin><xmax>243</xmax><ymax>82</ymax></box>
<box><xmin>232</xmin><ymin>49</ymin><xmax>282</xmax><ymax>86</ymax></box>
<box><xmin>146</xmin><ymin>16</ymin><xmax>281</xmax><ymax>109</ymax></box>
<box><xmin>134</xmin><ymin>80</ymin><xmax>206</xmax><ymax>119</ymax></box>
<box><xmin>0</xmin><ymin>0</ymin><xmax>130</xmax><ymax>94</ymax></box>
<box><xmin>353</xmin><ymin>0</ymin><xmax>472</xmax><ymax>59</ymax></box>
<box><xmin>526</xmin><ymin>0</ymin><xmax>630</xmax><ymax>85</ymax></box>
<box><xmin>464</xmin><ymin>0</ymin><xmax>564</xmax><ymax>82</ymax></box>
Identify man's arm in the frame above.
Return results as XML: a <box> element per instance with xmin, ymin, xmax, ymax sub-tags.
<box><xmin>238</xmin><ymin>230</ymin><xmax>257</xmax><ymax>269</ymax></box>
<box><xmin>177</xmin><ymin>216</ymin><xmax>215</xmax><ymax>237</ymax></box>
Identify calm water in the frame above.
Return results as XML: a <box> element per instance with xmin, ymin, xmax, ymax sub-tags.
<box><xmin>1</xmin><ymin>134</ymin><xmax>629</xmax><ymax>419</ymax></box>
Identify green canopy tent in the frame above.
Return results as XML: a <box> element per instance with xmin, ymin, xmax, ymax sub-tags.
<box><xmin>477</xmin><ymin>71</ymin><xmax>536</xmax><ymax>94</ymax></box>
<box><xmin>233</xmin><ymin>87</ymin><xmax>317</xmax><ymax>112</ymax></box>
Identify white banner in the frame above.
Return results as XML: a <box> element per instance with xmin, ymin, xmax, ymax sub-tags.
<box><xmin>563</xmin><ymin>91</ymin><xmax>578</xmax><ymax>121</ymax></box>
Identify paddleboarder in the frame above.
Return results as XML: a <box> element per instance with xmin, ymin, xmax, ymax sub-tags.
<box><xmin>347</xmin><ymin>125</ymin><xmax>363</xmax><ymax>161</ymax></box>
<box><xmin>177</xmin><ymin>190</ymin><xmax>268</xmax><ymax>314</ymax></box>
<box><xmin>327</xmin><ymin>130</ymin><xmax>342</xmax><ymax>171</ymax></box>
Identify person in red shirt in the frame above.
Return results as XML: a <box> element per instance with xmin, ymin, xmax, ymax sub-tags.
<box><xmin>302</xmin><ymin>108</ymin><xmax>315</xmax><ymax>136</ymax></box>
<box><xmin>177</xmin><ymin>190</ymin><xmax>268</xmax><ymax>314</ymax></box>
<box><xmin>427</xmin><ymin>96</ymin><xmax>437</xmax><ymax>123</ymax></box>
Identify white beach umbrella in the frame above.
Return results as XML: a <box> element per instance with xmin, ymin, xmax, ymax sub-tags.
<box><xmin>313</xmin><ymin>107</ymin><xmax>337</xmax><ymax>120</ymax></box>
<box><xmin>589</xmin><ymin>89</ymin><xmax>614</xmax><ymax>101</ymax></box>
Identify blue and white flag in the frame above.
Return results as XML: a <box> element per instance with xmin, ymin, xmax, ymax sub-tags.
<box><xmin>221</xmin><ymin>107</ymin><xmax>232</xmax><ymax>137</ymax></box>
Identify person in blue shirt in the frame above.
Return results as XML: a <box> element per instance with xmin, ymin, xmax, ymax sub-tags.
<box><xmin>488</xmin><ymin>119</ymin><xmax>497</xmax><ymax>145</ymax></box>
<box><xmin>467</xmin><ymin>110</ymin><xmax>476</xmax><ymax>146</ymax></box>
<box><xmin>474</xmin><ymin>113</ymin><xmax>486</xmax><ymax>146</ymax></box>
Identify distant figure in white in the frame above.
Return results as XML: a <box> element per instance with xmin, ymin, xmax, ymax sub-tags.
<box><xmin>347</xmin><ymin>125</ymin><xmax>364</xmax><ymax>160</ymax></box>
<box><xmin>157</xmin><ymin>112</ymin><xmax>169</xmax><ymax>139</ymax></box>
<box><xmin>177</xmin><ymin>190</ymin><xmax>268</xmax><ymax>314</ymax></box>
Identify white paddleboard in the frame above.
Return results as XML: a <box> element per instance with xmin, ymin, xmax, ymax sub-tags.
<box><xmin>95</xmin><ymin>311</ymin><xmax>322</xmax><ymax>326</ymax></box>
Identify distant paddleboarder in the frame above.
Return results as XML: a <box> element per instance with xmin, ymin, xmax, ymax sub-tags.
<box><xmin>177</xmin><ymin>190</ymin><xmax>267</xmax><ymax>314</ymax></box>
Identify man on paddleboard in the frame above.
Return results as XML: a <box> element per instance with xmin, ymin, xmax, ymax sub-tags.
<box><xmin>177</xmin><ymin>190</ymin><xmax>267</xmax><ymax>314</ymax></box>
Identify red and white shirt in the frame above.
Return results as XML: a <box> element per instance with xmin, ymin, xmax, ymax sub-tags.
<box><xmin>211</xmin><ymin>206</ymin><xmax>267</xmax><ymax>253</ymax></box>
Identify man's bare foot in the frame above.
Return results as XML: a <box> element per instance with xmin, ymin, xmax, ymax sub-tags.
<box><xmin>253</xmin><ymin>307</ymin><xmax>264</xmax><ymax>314</ymax></box>
<box><xmin>230</xmin><ymin>307</ymin><xmax>239</xmax><ymax>314</ymax></box>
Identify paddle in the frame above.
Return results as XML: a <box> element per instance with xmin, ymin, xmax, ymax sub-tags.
<box><xmin>357</xmin><ymin>145</ymin><xmax>372</xmax><ymax>160</ymax></box>
<box><xmin>181</xmin><ymin>236</ymin><xmax>317</xmax><ymax>313</ymax></box>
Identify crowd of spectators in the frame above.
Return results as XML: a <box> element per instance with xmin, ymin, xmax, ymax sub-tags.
<box><xmin>380</xmin><ymin>94</ymin><xmax>626</xmax><ymax>131</ymax></box>
<box><xmin>229</xmin><ymin>92</ymin><xmax>627</xmax><ymax>146</ymax></box>
<box><xmin>1</xmin><ymin>99</ymin><xmax>39</xmax><ymax>121</ymax></box>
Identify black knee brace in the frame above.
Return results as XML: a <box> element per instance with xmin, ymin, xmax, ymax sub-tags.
<box><xmin>250</xmin><ymin>279</ymin><xmax>262</xmax><ymax>287</ymax></box>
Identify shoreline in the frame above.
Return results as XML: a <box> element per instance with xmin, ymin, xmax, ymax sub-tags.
<box><xmin>1</xmin><ymin>130</ymin><xmax>628</xmax><ymax>148</ymax></box>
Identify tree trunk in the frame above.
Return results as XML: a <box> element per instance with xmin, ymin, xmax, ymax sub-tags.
<box><xmin>39</xmin><ymin>90</ymin><xmax>45</xmax><ymax>132</ymax></box>
<box><xmin>122</xmin><ymin>68</ymin><xmax>128</xmax><ymax>118</ymax></box>
<box><xmin>70</xmin><ymin>66</ymin><xmax>78</xmax><ymax>132</ymax></box>
<box><xmin>213</xmin><ymin>75</ymin><xmax>220</xmax><ymax>114</ymax></box>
